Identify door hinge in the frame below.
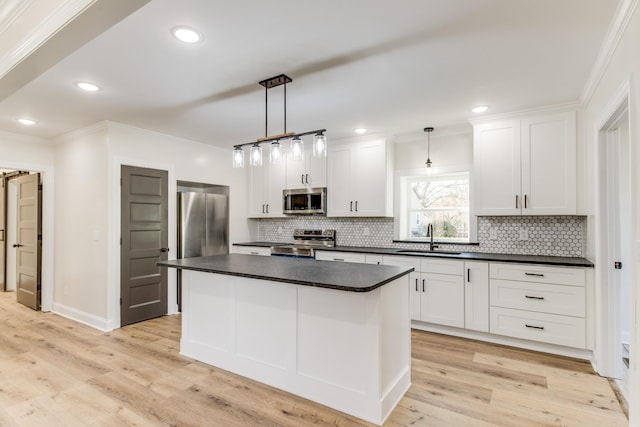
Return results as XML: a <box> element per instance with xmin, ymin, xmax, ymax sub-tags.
<box><xmin>120</xmin><ymin>237</ymin><xmax>122</xmax><ymax>245</ymax></box>
<box><xmin>120</xmin><ymin>298</ymin><xmax>122</xmax><ymax>305</ymax></box>
<box><xmin>38</xmin><ymin>184</ymin><xmax>43</xmax><ymax>191</ymax></box>
<box><xmin>614</xmin><ymin>261</ymin><xmax>622</xmax><ymax>270</ymax></box>
<box><xmin>37</xmin><ymin>234</ymin><xmax>42</xmax><ymax>241</ymax></box>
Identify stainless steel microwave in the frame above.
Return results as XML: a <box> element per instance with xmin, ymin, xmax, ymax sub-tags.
<box><xmin>283</xmin><ymin>187</ymin><xmax>327</xmax><ymax>215</ymax></box>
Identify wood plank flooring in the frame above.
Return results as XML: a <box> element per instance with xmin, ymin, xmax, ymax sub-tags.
<box><xmin>0</xmin><ymin>291</ymin><xmax>628</xmax><ymax>426</ymax></box>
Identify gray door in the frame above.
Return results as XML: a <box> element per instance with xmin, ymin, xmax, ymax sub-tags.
<box><xmin>15</xmin><ymin>173</ymin><xmax>41</xmax><ymax>310</ymax></box>
<box><xmin>121</xmin><ymin>165</ymin><xmax>168</xmax><ymax>326</ymax></box>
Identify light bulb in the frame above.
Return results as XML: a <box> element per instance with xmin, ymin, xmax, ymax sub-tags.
<box><xmin>290</xmin><ymin>137</ymin><xmax>304</xmax><ymax>161</ymax></box>
<box><xmin>250</xmin><ymin>144</ymin><xmax>263</xmax><ymax>166</ymax></box>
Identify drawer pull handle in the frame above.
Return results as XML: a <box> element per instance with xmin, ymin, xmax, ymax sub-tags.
<box><xmin>525</xmin><ymin>295</ymin><xmax>545</xmax><ymax>300</ymax></box>
<box><xmin>525</xmin><ymin>324</ymin><xmax>545</xmax><ymax>330</ymax></box>
<box><xmin>415</xmin><ymin>278</ymin><xmax>418</xmax><ymax>292</ymax></box>
<box><xmin>525</xmin><ymin>272</ymin><xmax>545</xmax><ymax>277</ymax></box>
<box><xmin>334</xmin><ymin>258</ymin><xmax>345</xmax><ymax>262</ymax></box>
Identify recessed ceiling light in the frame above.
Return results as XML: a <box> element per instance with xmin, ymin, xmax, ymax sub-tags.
<box><xmin>171</xmin><ymin>26</ymin><xmax>203</xmax><ymax>43</ymax></box>
<box><xmin>75</xmin><ymin>81</ymin><xmax>101</xmax><ymax>92</ymax></box>
<box><xmin>471</xmin><ymin>105</ymin><xmax>489</xmax><ymax>113</ymax></box>
<box><xmin>354</xmin><ymin>128</ymin><xmax>367</xmax><ymax>134</ymax></box>
<box><xmin>17</xmin><ymin>118</ymin><xmax>37</xmax><ymax>125</ymax></box>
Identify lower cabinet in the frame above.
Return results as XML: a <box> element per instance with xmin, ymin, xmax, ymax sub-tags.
<box><xmin>315</xmin><ymin>251</ymin><xmax>366</xmax><ymax>263</ymax></box>
<box><xmin>489</xmin><ymin>263</ymin><xmax>586</xmax><ymax>349</ymax></box>
<box><xmin>464</xmin><ymin>261</ymin><xmax>490</xmax><ymax>332</ymax></box>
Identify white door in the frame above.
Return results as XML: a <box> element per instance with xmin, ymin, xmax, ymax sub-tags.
<box><xmin>420</xmin><ymin>273</ymin><xmax>464</xmax><ymax>328</ymax></box>
<box><xmin>352</xmin><ymin>139</ymin><xmax>387</xmax><ymax>216</ymax></box>
<box><xmin>15</xmin><ymin>174</ymin><xmax>41</xmax><ymax>310</ymax></box>
<box><xmin>327</xmin><ymin>144</ymin><xmax>353</xmax><ymax>216</ymax></box>
<box><xmin>6</xmin><ymin>179</ymin><xmax>17</xmax><ymax>292</ymax></box>
<box><xmin>248</xmin><ymin>164</ymin><xmax>267</xmax><ymax>217</ymax></box>
<box><xmin>473</xmin><ymin>120</ymin><xmax>521</xmax><ymax>215</ymax></box>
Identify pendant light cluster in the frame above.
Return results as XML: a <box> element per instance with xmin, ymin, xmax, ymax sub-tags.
<box><xmin>232</xmin><ymin>74</ymin><xmax>327</xmax><ymax>168</ymax></box>
<box><xmin>424</xmin><ymin>126</ymin><xmax>434</xmax><ymax>169</ymax></box>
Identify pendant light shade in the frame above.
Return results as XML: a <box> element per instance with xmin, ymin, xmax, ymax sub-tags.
<box><xmin>270</xmin><ymin>140</ymin><xmax>283</xmax><ymax>164</ymax></box>
<box><xmin>290</xmin><ymin>136</ymin><xmax>304</xmax><ymax>161</ymax></box>
<box><xmin>250</xmin><ymin>143</ymin><xmax>263</xmax><ymax>166</ymax></box>
<box><xmin>232</xmin><ymin>146</ymin><xmax>244</xmax><ymax>168</ymax></box>
<box><xmin>313</xmin><ymin>132</ymin><xmax>327</xmax><ymax>158</ymax></box>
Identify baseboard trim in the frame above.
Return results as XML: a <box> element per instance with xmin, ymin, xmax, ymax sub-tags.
<box><xmin>52</xmin><ymin>302</ymin><xmax>116</xmax><ymax>332</ymax></box>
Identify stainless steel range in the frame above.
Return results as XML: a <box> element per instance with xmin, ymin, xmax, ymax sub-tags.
<box><xmin>270</xmin><ymin>229</ymin><xmax>336</xmax><ymax>258</ymax></box>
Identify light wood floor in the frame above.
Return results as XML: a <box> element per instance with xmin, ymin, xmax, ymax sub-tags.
<box><xmin>0</xmin><ymin>292</ymin><xmax>628</xmax><ymax>426</ymax></box>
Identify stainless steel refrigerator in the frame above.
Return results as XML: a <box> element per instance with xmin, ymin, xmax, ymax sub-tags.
<box><xmin>177</xmin><ymin>192</ymin><xmax>228</xmax><ymax>308</ymax></box>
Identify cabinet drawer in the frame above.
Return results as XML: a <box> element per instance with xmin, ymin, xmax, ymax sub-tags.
<box><xmin>490</xmin><ymin>279</ymin><xmax>585</xmax><ymax>317</ymax></box>
<box><xmin>490</xmin><ymin>307</ymin><xmax>585</xmax><ymax>348</ymax></box>
<box><xmin>231</xmin><ymin>246</ymin><xmax>271</xmax><ymax>256</ymax></box>
<box><xmin>421</xmin><ymin>258</ymin><xmax>463</xmax><ymax>276</ymax></box>
<box><xmin>315</xmin><ymin>251</ymin><xmax>366</xmax><ymax>263</ymax></box>
<box><xmin>382</xmin><ymin>256</ymin><xmax>421</xmax><ymax>271</ymax></box>
<box><xmin>490</xmin><ymin>263</ymin><xmax>585</xmax><ymax>286</ymax></box>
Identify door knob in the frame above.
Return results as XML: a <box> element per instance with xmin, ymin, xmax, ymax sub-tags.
<box><xmin>160</xmin><ymin>247</ymin><xmax>170</xmax><ymax>253</ymax></box>
<box><xmin>12</xmin><ymin>243</ymin><xmax>23</xmax><ymax>248</ymax></box>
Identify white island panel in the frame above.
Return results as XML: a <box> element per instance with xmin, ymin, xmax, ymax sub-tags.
<box><xmin>179</xmin><ymin>269</ymin><xmax>410</xmax><ymax>425</ymax></box>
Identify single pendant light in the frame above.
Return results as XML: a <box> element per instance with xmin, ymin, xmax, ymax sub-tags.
<box><xmin>313</xmin><ymin>131</ymin><xmax>327</xmax><ymax>158</ymax></box>
<box><xmin>270</xmin><ymin>140</ymin><xmax>283</xmax><ymax>164</ymax></box>
<box><xmin>250</xmin><ymin>143</ymin><xmax>263</xmax><ymax>166</ymax></box>
<box><xmin>424</xmin><ymin>127</ymin><xmax>434</xmax><ymax>169</ymax></box>
<box><xmin>232</xmin><ymin>146</ymin><xmax>245</xmax><ymax>168</ymax></box>
<box><xmin>290</xmin><ymin>136</ymin><xmax>304</xmax><ymax>161</ymax></box>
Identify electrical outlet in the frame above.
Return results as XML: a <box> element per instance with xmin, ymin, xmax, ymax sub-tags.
<box><xmin>518</xmin><ymin>229</ymin><xmax>529</xmax><ymax>241</ymax></box>
<box><xmin>363</xmin><ymin>227</ymin><xmax>370</xmax><ymax>236</ymax></box>
<box><xmin>489</xmin><ymin>228</ymin><xmax>498</xmax><ymax>240</ymax></box>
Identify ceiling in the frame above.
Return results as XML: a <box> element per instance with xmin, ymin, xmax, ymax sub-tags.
<box><xmin>0</xmin><ymin>0</ymin><xmax>620</xmax><ymax>147</ymax></box>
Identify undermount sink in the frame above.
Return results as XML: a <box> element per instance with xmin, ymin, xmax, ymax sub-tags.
<box><xmin>394</xmin><ymin>249</ymin><xmax>461</xmax><ymax>255</ymax></box>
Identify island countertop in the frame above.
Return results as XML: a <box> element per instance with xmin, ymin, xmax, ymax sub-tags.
<box><xmin>158</xmin><ymin>254</ymin><xmax>414</xmax><ymax>292</ymax></box>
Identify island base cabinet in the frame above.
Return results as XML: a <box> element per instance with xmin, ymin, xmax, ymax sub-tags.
<box><xmin>180</xmin><ymin>270</ymin><xmax>411</xmax><ymax>425</ymax></box>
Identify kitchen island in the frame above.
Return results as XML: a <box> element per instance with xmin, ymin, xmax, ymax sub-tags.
<box><xmin>158</xmin><ymin>254</ymin><xmax>414</xmax><ymax>425</ymax></box>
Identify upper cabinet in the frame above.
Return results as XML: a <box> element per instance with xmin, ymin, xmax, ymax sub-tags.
<box><xmin>285</xmin><ymin>150</ymin><xmax>327</xmax><ymax>189</ymax></box>
<box><xmin>473</xmin><ymin>111</ymin><xmax>577</xmax><ymax>216</ymax></box>
<box><xmin>248</xmin><ymin>160</ymin><xmax>286</xmax><ymax>218</ymax></box>
<box><xmin>327</xmin><ymin>137</ymin><xmax>393</xmax><ymax>217</ymax></box>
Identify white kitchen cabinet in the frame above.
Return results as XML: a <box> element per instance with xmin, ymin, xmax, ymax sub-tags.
<box><xmin>231</xmin><ymin>246</ymin><xmax>271</xmax><ymax>256</ymax></box>
<box><xmin>327</xmin><ymin>137</ymin><xmax>393</xmax><ymax>217</ymax></box>
<box><xmin>286</xmin><ymin>150</ymin><xmax>326</xmax><ymax>189</ymax></box>
<box><xmin>464</xmin><ymin>261</ymin><xmax>489</xmax><ymax>332</ymax></box>
<box><xmin>315</xmin><ymin>251</ymin><xmax>366</xmax><ymax>263</ymax></box>
<box><xmin>248</xmin><ymin>161</ymin><xmax>286</xmax><ymax>218</ymax></box>
<box><xmin>489</xmin><ymin>262</ymin><xmax>586</xmax><ymax>348</ymax></box>
<box><xmin>473</xmin><ymin>111</ymin><xmax>576</xmax><ymax>215</ymax></box>
<box><xmin>383</xmin><ymin>256</ymin><xmax>463</xmax><ymax>326</ymax></box>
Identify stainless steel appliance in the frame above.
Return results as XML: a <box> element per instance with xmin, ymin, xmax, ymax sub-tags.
<box><xmin>270</xmin><ymin>229</ymin><xmax>335</xmax><ymax>258</ymax></box>
<box><xmin>283</xmin><ymin>187</ymin><xmax>327</xmax><ymax>215</ymax></box>
<box><xmin>177</xmin><ymin>192</ymin><xmax>228</xmax><ymax>309</ymax></box>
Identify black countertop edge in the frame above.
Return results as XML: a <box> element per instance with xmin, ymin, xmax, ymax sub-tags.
<box><xmin>158</xmin><ymin>255</ymin><xmax>414</xmax><ymax>293</ymax></box>
<box><xmin>232</xmin><ymin>242</ymin><xmax>594</xmax><ymax>267</ymax></box>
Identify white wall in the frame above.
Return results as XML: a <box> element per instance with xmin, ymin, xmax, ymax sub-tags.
<box><xmin>53</xmin><ymin>124</ymin><xmax>109</xmax><ymax>326</ymax></box>
<box><xmin>582</xmin><ymin>1</ymin><xmax>640</xmax><ymax>424</ymax></box>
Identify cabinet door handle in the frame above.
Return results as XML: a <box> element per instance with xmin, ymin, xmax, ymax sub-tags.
<box><xmin>350</xmin><ymin>201</ymin><xmax>353</xmax><ymax>211</ymax></box>
<box><xmin>525</xmin><ymin>295</ymin><xmax>545</xmax><ymax>300</ymax></box>
<box><xmin>262</xmin><ymin>204</ymin><xmax>265</xmax><ymax>213</ymax></box>
<box><xmin>422</xmin><ymin>279</ymin><xmax>425</xmax><ymax>292</ymax></box>
<box><xmin>525</xmin><ymin>272</ymin><xmax>544</xmax><ymax>277</ymax></box>
<box><xmin>525</xmin><ymin>324</ymin><xmax>545</xmax><ymax>330</ymax></box>
<box><xmin>305</xmin><ymin>174</ymin><xmax>309</xmax><ymax>184</ymax></box>
<box><xmin>250</xmin><ymin>251</ymin><xmax>259</xmax><ymax>255</ymax></box>
<box><xmin>515</xmin><ymin>195</ymin><xmax>519</xmax><ymax>209</ymax></box>
<box><xmin>467</xmin><ymin>268</ymin><xmax>470</xmax><ymax>283</ymax></box>
<box><xmin>266</xmin><ymin>204</ymin><xmax>269</xmax><ymax>214</ymax></box>
<box><xmin>524</xmin><ymin>194</ymin><xmax>528</xmax><ymax>209</ymax></box>
<box><xmin>355</xmin><ymin>201</ymin><xmax>358</xmax><ymax>212</ymax></box>
<box><xmin>301</xmin><ymin>174</ymin><xmax>304</xmax><ymax>184</ymax></box>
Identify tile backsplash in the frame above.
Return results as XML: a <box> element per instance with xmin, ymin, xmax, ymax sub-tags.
<box><xmin>257</xmin><ymin>216</ymin><xmax>586</xmax><ymax>257</ymax></box>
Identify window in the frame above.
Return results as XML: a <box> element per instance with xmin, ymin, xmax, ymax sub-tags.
<box><xmin>402</xmin><ymin>172</ymin><xmax>470</xmax><ymax>242</ymax></box>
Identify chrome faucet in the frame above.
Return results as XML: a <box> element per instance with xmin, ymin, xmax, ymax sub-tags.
<box><xmin>427</xmin><ymin>223</ymin><xmax>438</xmax><ymax>251</ymax></box>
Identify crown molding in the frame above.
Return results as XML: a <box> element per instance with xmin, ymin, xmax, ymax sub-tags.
<box><xmin>467</xmin><ymin>101</ymin><xmax>582</xmax><ymax>125</ymax></box>
<box><xmin>580</xmin><ymin>0</ymin><xmax>639</xmax><ymax>105</ymax></box>
<box><xmin>53</xmin><ymin>120</ymin><xmax>109</xmax><ymax>144</ymax></box>
<box><xmin>0</xmin><ymin>0</ymin><xmax>33</xmax><ymax>38</ymax></box>
<box><xmin>0</xmin><ymin>0</ymin><xmax>96</xmax><ymax>80</ymax></box>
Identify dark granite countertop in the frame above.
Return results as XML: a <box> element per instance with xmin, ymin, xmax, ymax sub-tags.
<box><xmin>232</xmin><ymin>242</ymin><xmax>594</xmax><ymax>267</ymax></box>
<box><xmin>158</xmin><ymin>254</ymin><xmax>414</xmax><ymax>292</ymax></box>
